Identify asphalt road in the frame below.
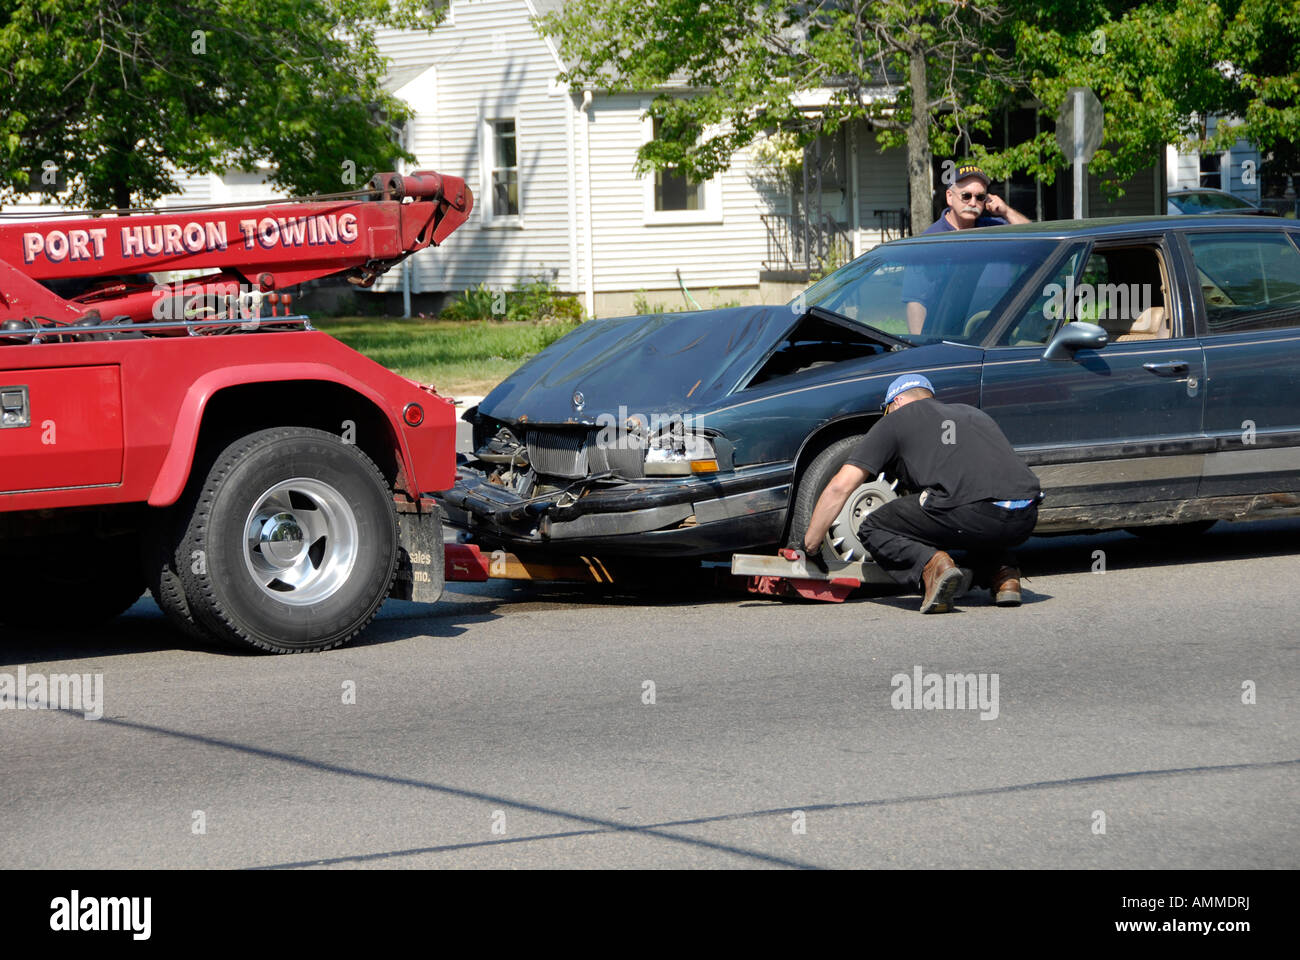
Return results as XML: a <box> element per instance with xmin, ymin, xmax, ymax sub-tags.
<box><xmin>2</xmin><ymin>520</ymin><xmax>1297</xmax><ymax>869</ymax></box>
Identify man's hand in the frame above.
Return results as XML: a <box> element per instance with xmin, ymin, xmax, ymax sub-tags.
<box><xmin>984</xmin><ymin>194</ymin><xmax>1030</xmax><ymax>224</ymax></box>
<box><xmin>801</xmin><ymin>545</ymin><xmax>830</xmax><ymax>575</ymax></box>
<box><xmin>801</xmin><ymin>462</ymin><xmax>868</xmax><ymax>557</ymax></box>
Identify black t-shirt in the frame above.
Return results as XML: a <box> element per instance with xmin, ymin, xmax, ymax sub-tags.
<box><xmin>845</xmin><ymin>398</ymin><xmax>1041</xmax><ymax>509</ymax></box>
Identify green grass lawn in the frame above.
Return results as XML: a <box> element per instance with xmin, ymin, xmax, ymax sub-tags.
<box><xmin>313</xmin><ymin>316</ymin><xmax>582</xmax><ymax>397</ymax></box>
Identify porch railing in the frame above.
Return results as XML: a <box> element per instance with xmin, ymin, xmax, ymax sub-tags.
<box><xmin>761</xmin><ymin>213</ymin><xmax>853</xmax><ymax>272</ymax></box>
<box><xmin>873</xmin><ymin>207</ymin><xmax>912</xmax><ymax>241</ymax></box>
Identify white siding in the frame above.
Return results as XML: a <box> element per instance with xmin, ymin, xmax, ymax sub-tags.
<box><xmin>852</xmin><ymin>127</ymin><xmax>909</xmax><ymax>249</ymax></box>
<box><xmin>371</xmin><ymin>1</ymin><xmax>579</xmax><ymax>294</ymax></box>
<box><xmin>158</xmin><ymin>170</ymin><xmax>215</xmax><ymax>206</ymax></box>
<box><xmin>585</xmin><ymin>94</ymin><xmax>784</xmax><ymax>292</ymax></box>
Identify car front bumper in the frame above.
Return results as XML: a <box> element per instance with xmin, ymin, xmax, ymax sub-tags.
<box><xmin>436</xmin><ymin>462</ymin><xmax>794</xmax><ymax>557</ymax></box>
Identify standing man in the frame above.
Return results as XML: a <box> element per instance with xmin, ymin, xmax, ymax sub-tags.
<box><xmin>905</xmin><ymin>164</ymin><xmax>1031</xmax><ymax>334</ymax></box>
<box><xmin>800</xmin><ymin>374</ymin><xmax>1042</xmax><ymax>614</ymax></box>
<box><xmin>924</xmin><ymin>164</ymin><xmax>1030</xmax><ymax>234</ymax></box>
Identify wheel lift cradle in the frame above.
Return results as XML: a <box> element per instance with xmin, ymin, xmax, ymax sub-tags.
<box><xmin>441</xmin><ymin>542</ymin><xmax>895</xmax><ymax>603</ymax></box>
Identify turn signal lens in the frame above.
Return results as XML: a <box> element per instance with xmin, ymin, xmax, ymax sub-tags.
<box><xmin>403</xmin><ymin>402</ymin><xmax>425</xmax><ymax>426</ymax></box>
<box><xmin>690</xmin><ymin>459</ymin><xmax>720</xmax><ymax>474</ymax></box>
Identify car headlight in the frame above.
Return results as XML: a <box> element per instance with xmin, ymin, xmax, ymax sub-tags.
<box><xmin>644</xmin><ymin>432</ymin><xmax>720</xmax><ymax>476</ymax></box>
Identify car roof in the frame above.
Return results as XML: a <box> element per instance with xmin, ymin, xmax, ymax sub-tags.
<box><xmin>889</xmin><ymin>214</ymin><xmax>1293</xmax><ymax>243</ymax></box>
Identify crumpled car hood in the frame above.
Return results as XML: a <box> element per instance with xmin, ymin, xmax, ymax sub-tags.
<box><xmin>478</xmin><ymin>306</ymin><xmax>796</xmax><ymax>425</ymax></box>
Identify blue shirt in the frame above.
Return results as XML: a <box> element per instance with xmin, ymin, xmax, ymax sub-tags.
<box><xmin>922</xmin><ymin>208</ymin><xmax>1008</xmax><ymax>234</ymax></box>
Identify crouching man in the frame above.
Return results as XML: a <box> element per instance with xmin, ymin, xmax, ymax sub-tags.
<box><xmin>801</xmin><ymin>374</ymin><xmax>1042</xmax><ymax>613</ymax></box>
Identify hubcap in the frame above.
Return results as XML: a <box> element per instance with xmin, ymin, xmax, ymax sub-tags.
<box><xmin>823</xmin><ymin>475</ymin><xmax>898</xmax><ymax>562</ymax></box>
<box><xmin>243</xmin><ymin>478</ymin><xmax>358</xmax><ymax>605</ymax></box>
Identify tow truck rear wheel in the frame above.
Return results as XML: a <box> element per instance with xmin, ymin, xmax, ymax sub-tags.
<box><xmin>786</xmin><ymin>434</ymin><xmax>899</xmax><ymax>562</ymax></box>
<box><xmin>176</xmin><ymin>427</ymin><xmax>398</xmax><ymax>653</ymax></box>
<box><xmin>141</xmin><ymin>516</ymin><xmax>224</xmax><ymax>646</ymax></box>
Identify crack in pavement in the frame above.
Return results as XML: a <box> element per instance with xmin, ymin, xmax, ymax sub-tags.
<box><xmin>259</xmin><ymin>756</ymin><xmax>1300</xmax><ymax>868</ymax></box>
<box><xmin>32</xmin><ymin>705</ymin><xmax>1299</xmax><ymax>870</ymax></box>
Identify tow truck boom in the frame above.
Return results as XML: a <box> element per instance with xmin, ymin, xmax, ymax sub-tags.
<box><xmin>0</xmin><ymin>171</ymin><xmax>470</xmax><ymax>331</ymax></box>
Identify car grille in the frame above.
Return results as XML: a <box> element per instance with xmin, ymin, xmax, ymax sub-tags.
<box><xmin>590</xmin><ymin>441</ymin><xmax>644</xmax><ymax>479</ymax></box>
<box><xmin>525</xmin><ymin>429</ymin><xmax>590</xmax><ymax>479</ymax></box>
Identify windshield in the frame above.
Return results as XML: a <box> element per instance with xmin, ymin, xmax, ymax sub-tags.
<box><xmin>795</xmin><ymin>238</ymin><xmax>1058</xmax><ymax>345</ymax></box>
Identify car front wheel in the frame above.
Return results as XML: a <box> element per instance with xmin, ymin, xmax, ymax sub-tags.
<box><xmin>787</xmin><ymin>434</ymin><xmax>899</xmax><ymax>562</ymax></box>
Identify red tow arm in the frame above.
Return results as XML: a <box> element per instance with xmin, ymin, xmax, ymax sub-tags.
<box><xmin>0</xmin><ymin>171</ymin><xmax>472</xmax><ymax>328</ymax></box>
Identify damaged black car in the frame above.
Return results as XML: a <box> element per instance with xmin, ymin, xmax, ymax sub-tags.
<box><xmin>439</xmin><ymin>217</ymin><xmax>1300</xmax><ymax>560</ymax></box>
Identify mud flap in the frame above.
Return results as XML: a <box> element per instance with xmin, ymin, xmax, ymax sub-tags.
<box><xmin>392</xmin><ymin>497</ymin><xmax>445</xmax><ymax>603</ymax></box>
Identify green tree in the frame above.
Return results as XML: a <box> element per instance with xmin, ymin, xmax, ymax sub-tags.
<box><xmin>537</xmin><ymin>0</ymin><xmax>1016</xmax><ymax>236</ymax></box>
<box><xmin>992</xmin><ymin>0</ymin><xmax>1300</xmax><ymax>191</ymax></box>
<box><xmin>0</xmin><ymin>0</ymin><xmax>445</xmax><ymax>209</ymax></box>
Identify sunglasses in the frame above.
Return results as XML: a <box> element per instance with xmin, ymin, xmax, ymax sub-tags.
<box><xmin>956</xmin><ymin>190</ymin><xmax>987</xmax><ymax>202</ymax></box>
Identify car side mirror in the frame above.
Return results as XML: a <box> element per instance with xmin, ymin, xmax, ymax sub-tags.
<box><xmin>1042</xmin><ymin>321</ymin><xmax>1109</xmax><ymax>361</ymax></box>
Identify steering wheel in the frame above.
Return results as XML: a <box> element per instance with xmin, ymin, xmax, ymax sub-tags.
<box><xmin>962</xmin><ymin>310</ymin><xmax>990</xmax><ymax>341</ymax></box>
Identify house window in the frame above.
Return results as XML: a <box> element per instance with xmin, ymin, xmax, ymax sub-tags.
<box><xmin>1199</xmin><ymin>152</ymin><xmax>1223</xmax><ymax>190</ymax></box>
<box><xmin>641</xmin><ymin>113</ymin><xmax>721</xmax><ymax>224</ymax></box>
<box><xmin>653</xmin><ymin>121</ymin><xmax>705</xmax><ymax>212</ymax></box>
<box><xmin>489</xmin><ymin>119</ymin><xmax>519</xmax><ymax>219</ymax></box>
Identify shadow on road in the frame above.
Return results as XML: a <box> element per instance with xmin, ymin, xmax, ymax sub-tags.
<box><xmin>4</xmin><ymin>517</ymin><xmax>1296</xmax><ymax>661</ymax></box>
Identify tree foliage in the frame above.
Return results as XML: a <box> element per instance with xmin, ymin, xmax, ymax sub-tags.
<box><xmin>0</xmin><ymin>0</ymin><xmax>444</xmax><ymax>209</ymax></box>
<box><xmin>537</xmin><ymin>0</ymin><xmax>1010</xmax><ymax>232</ymax></box>
<box><xmin>539</xmin><ymin>0</ymin><xmax>1300</xmax><ymax>222</ymax></box>
<box><xmin>1003</xmin><ymin>0</ymin><xmax>1300</xmax><ymax>187</ymax></box>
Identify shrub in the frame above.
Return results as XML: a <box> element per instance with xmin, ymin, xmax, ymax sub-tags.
<box><xmin>439</xmin><ymin>271</ymin><xmax>584</xmax><ymax>323</ymax></box>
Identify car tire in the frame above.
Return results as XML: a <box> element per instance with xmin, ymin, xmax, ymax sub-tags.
<box><xmin>175</xmin><ymin>427</ymin><xmax>398</xmax><ymax>653</ymax></box>
<box><xmin>787</xmin><ymin>434</ymin><xmax>898</xmax><ymax>562</ymax></box>
<box><xmin>0</xmin><ymin>534</ymin><xmax>145</xmax><ymax>628</ymax></box>
<box><xmin>1125</xmin><ymin>520</ymin><xmax>1217</xmax><ymax>540</ymax></box>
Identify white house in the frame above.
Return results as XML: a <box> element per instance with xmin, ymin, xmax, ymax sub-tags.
<box><xmin>152</xmin><ymin>0</ymin><xmax>928</xmax><ymax>316</ymax></box>
<box><xmin>7</xmin><ymin>0</ymin><xmax>1186</xmax><ymax>316</ymax></box>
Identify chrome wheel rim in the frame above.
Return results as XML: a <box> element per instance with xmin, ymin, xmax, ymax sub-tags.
<box><xmin>242</xmin><ymin>478</ymin><xmax>358</xmax><ymax>605</ymax></box>
<box><xmin>823</xmin><ymin>475</ymin><xmax>898</xmax><ymax>562</ymax></box>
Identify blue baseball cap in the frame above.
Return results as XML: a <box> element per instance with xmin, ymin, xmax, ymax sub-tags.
<box><xmin>882</xmin><ymin>374</ymin><xmax>935</xmax><ymax>409</ymax></box>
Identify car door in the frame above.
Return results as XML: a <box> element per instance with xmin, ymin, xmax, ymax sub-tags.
<box><xmin>980</xmin><ymin>233</ymin><xmax>1209</xmax><ymax>509</ymax></box>
<box><xmin>1178</xmin><ymin>227</ymin><xmax>1300</xmax><ymax>498</ymax></box>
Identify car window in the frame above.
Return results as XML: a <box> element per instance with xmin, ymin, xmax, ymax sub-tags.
<box><xmin>1171</xmin><ymin>192</ymin><xmax>1254</xmax><ymax>214</ymax></box>
<box><xmin>996</xmin><ymin>247</ymin><xmax>1086</xmax><ymax>346</ymax></box>
<box><xmin>998</xmin><ymin>243</ymin><xmax>1172</xmax><ymax>345</ymax></box>
<box><xmin>1187</xmin><ymin>232</ymin><xmax>1300</xmax><ymax>334</ymax></box>
<box><xmin>798</xmin><ymin>238</ymin><xmax>1056</xmax><ymax>345</ymax></box>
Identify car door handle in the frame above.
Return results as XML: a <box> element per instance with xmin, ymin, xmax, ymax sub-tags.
<box><xmin>1143</xmin><ymin>361</ymin><xmax>1190</xmax><ymax>377</ymax></box>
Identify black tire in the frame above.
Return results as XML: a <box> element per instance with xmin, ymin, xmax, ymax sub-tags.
<box><xmin>141</xmin><ymin>513</ymin><xmax>223</xmax><ymax>645</ymax></box>
<box><xmin>786</xmin><ymin>434</ymin><xmax>897</xmax><ymax>561</ymax></box>
<box><xmin>175</xmin><ymin>427</ymin><xmax>398</xmax><ymax>653</ymax></box>
<box><xmin>0</xmin><ymin>534</ymin><xmax>145</xmax><ymax>628</ymax></box>
<box><xmin>1125</xmin><ymin>520</ymin><xmax>1217</xmax><ymax>540</ymax></box>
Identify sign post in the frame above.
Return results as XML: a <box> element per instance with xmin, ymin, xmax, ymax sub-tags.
<box><xmin>1056</xmin><ymin>87</ymin><xmax>1104</xmax><ymax>220</ymax></box>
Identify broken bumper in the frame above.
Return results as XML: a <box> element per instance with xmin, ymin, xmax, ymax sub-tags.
<box><xmin>436</xmin><ymin>462</ymin><xmax>794</xmax><ymax>557</ymax></box>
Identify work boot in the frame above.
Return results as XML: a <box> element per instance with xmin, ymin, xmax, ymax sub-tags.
<box><xmin>956</xmin><ymin>567</ymin><xmax>974</xmax><ymax>598</ymax></box>
<box><xmin>991</xmin><ymin>566</ymin><xmax>1022</xmax><ymax>606</ymax></box>
<box><xmin>919</xmin><ymin>551</ymin><xmax>963</xmax><ymax>614</ymax></box>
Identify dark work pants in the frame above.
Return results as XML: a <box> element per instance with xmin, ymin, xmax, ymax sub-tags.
<box><xmin>858</xmin><ymin>495</ymin><xmax>1039</xmax><ymax>590</ymax></box>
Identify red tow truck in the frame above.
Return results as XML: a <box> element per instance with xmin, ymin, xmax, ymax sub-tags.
<box><xmin>0</xmin><ymin>172</ymin><xmax>472</xmax><ymax>652</ymax></box>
